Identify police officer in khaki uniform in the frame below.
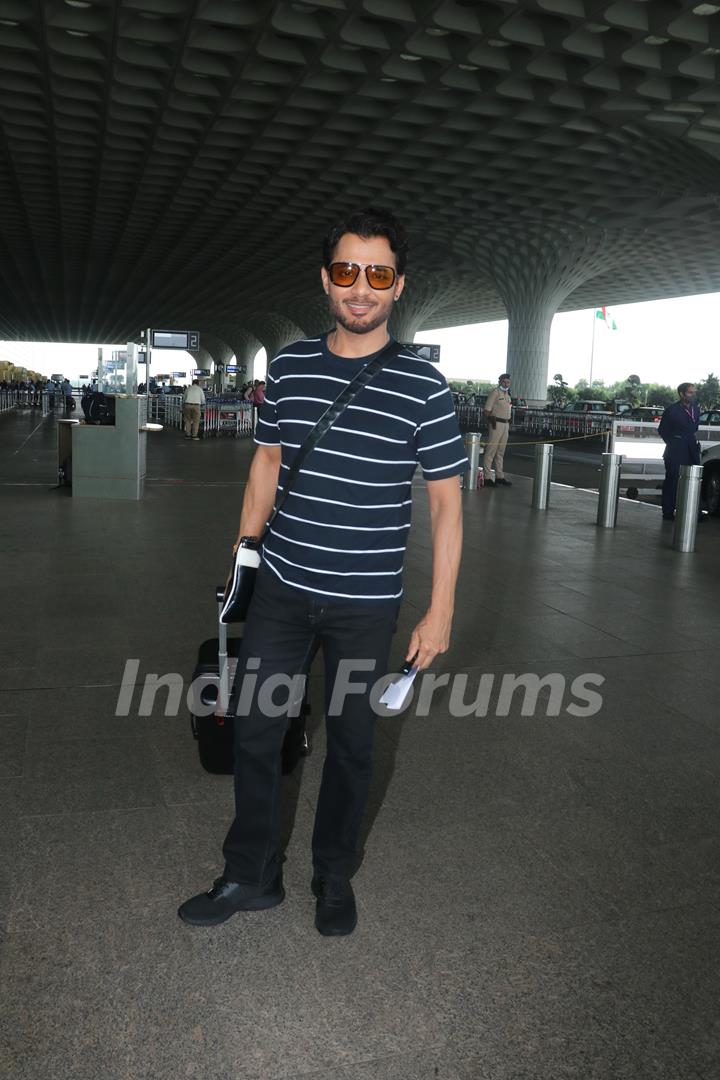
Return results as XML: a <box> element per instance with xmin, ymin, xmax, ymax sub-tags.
<box><xmin>483</xmin><ymin>374</ymin><xmax>513</xmax><ymax>486</ymax></box>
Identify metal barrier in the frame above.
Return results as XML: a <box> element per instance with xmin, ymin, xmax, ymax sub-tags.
<box><xmin>454</xmin><ymin>403</ymin><xmax>616</xmax><ymax>440</ymax></box>
<box><xmin>460</xmin><ymin>433</ymin><xmax>483</xmax><ymax>490</ymax></box>
<box><xmin>1</xmin><ymin>390</ymin><xmax>18</xmax><ymax>415</ymax></box>
<box><xmin>146</xmin><ymin>394</ymin><xmax>253</xmax><ymax>438</ymax></box>
<box><xmin>609</xmin><ymin>419</ymin><xmax>720</xmax><ymax>498</ymax></box>
<box><xmin>597</xmin><ymin>453</ymin><xmax>623</xmax><ymax>528</ymax></box>
<box><xmin>455</xmin><ymin>405</ymin><xmax>487</xmax><ymax>435</ymax></box>
<box><xmin>673</xmin><ymin>465</ymin><xmax>703</xmax><ymax>552</ymax></box>
<box><xmin>531</xmin><ymin>443</ymin><xmax>553</xmax><ymax>509</ymax></box>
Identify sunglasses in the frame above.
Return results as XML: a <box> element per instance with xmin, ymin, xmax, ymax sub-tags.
<box><xmin>328</xmin><ymin>261</ymin><xmax>396</xmax><ymax>290</ymax></box>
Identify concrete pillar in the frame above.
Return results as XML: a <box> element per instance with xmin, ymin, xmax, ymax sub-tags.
<box><xmin>243</xmin><ymin>314</ymin><xmax>306</xmax><ymax>365</ymax></box>
<box><xmin>477</xmin><ymin>224</ymin><xmax>620</xmax><ymax>404</ymax></box>
<box><xmin>389</xmin><ymin>273</ymin><xmax>464</xmax><ymax>345</ymax></box>
<box><xmin>186</xmin><ymin>346</ymin><xmax>214</xmax><ymax>388</ymax></box>
<box><xmin>199</xmin><ymin>334</ymin><xmax>233</xmax><ymax>391</ymax></box>
<box><xmin>221</xmin><ymin>328</ymin><xmax>263</xmax><ymax>384</ymax></box>
<box><xmin>282</xmin><ymin>296</ymin><xmax>332</xmax><ymax>341</ymax></box>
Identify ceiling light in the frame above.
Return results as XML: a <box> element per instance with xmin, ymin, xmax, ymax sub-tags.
<box><xmin>380</xmin><ymin>77</ymin><xmax>397</xmax><ymax>82</ymax></box>
<box><xmin>693</xmin><ymin>4</ymin><xmax>720</xmax><ymax>14</ymax></box>
<box><xmin>458</xmin><ymin>63</ymin><xmax>479</xmax><ymax>71</ymax></box>
<box><xmin>426</xmin><ymin>28</ymin><xmax>449</xmax><ymax>36</ymax></box>
<box><xmin>704</xmin><ymin>45</ymin><xmax>720</xmax><ymax>54</ymax></box>
<box><xmin>586</xmin><ymin>23</ymin><xmax>610</xmax><ymax>33</ymax></box>
<box><xmin>0</xmin><ymin>18</ymin><xmax>19</xmax><ymax>24</ymax></box>
<box><xmin>488</xmin><ymin>39</ymin><xmax>510</xmax><ymax>48</ymax></box>
<box><xmin>400</xmin><ymin>53</ymin><xmax>422</xmax><ymax>61</ymax></box>
<box><xmin>644</xmin><ymin>35</ymin><xmax>669</xmax><ymax>45</ymax></box>
<box><xmin>66</xmin><ymin>29</ymin><xmax>90</xmax><ymax>36</ymax></box>
<box><xmin>65</xmin><ymin>1</ymin><xmax>92</xmax><ymax>7</ymax></box>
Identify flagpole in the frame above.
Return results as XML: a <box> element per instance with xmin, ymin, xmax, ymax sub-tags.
<box><xmin>589</xmin><ymin>309</ymin><xmax>596</xmax><ymax>390</ymax></box>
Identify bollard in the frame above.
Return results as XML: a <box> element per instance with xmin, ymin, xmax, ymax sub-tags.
<box><xmin>672</xmin><ymin>464</ymin><xmax>703</xmax><ymax>552</ymax></box>
<box><xmin>597</xmin><ymin>453</ymin><xmax>623</xmax><ymax>528</ymax></box>
<box><xmin>531</xmin><ymin>442</ymin><xmax>553</xmax><ymax>509</ymax></box>
<box><xmin>461</xmin><ymin>432</ymin><xmax>483</xmax><ymax>490</ymax></box>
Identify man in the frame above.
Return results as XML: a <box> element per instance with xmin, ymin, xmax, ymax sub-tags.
<box><xmin>483</xmin><ymin>373</ymin><xmax>513</xmax><ymax>486</ymax></box>
<box><xmin>182</xmin><ymin>379</ymin><xmax>205</xmax><ymax>440</ymax></box>
<box><xmin>61</xmin><ymin>378</ymin><xmax>74</xmax><ymax>416</ymax></box>
<box><xmin>658</xmin><ymin>382</ymin><xmax>701</xmax><ymax>520</ymax></box>
<box><xmin>179</xmin><ymin>207</ymin><xmax>467</xmax><ymax>936</ymax></box>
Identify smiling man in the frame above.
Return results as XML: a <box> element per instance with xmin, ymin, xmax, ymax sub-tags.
<box><xmin>179</xmin><ymin>207</ymin><xmax>467</xmax><ymax>936</ymax></box>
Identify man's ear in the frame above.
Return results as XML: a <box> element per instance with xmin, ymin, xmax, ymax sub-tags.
<box><xmin>320</xmin><ymin>266</ymin><xmax>330</xmax><ymax>296</ymax></box>
<box><xmin>394</xmin><ymin>273</ymin><xmax>405</xmax><ymax>301</ymax></box>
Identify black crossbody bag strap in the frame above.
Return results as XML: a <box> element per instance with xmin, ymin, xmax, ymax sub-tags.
<box><xmin>261</xmin><ymin>338</ymin><xmax>398</xmax><ymax>541</ymax></box>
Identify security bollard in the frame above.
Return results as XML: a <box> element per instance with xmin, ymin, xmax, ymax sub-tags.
<box><xmin>672</xmin><ymin>464</ymin><xmax>703</xmax><ymax>552</ymax></box>
<box><xmin>597</xmin><ymin>453</ymin><xmax>623</xmax><ymax>528</ymax></box>
<box><xmin>461</xmin><ymin>432</ymin><xmax>483</xmax><ymax>490</ymax></box>
<box><xmin>532</xmin><ymin>442</ymin><xmax>553</xmax><ymax>509</ymax></box>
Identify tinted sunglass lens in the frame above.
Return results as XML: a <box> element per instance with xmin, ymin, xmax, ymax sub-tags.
<box><xmin>329</xmin><ymin>263</ymin><xmax>359</xmax><ymax>287</ymax></box>
<box><xmin>366</xmin><ymin>265</ymin><xmax>395</xmax><ymax>289</ymax></box>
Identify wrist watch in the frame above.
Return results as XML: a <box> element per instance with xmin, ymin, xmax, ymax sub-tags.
<box><xmin>233</xmin><ymin>535</ymin><xmax>258</xmax><ymax>554</ymax></box>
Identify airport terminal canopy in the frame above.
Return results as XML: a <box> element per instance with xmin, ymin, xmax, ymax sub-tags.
<box><xmin>1</xmin><ymin>0</ymin><xmax>720</xmax><ymax>398</ymax></box>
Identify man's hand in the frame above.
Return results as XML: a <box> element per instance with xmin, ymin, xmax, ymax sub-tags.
<box><xmin>410</xmin><ymin>475</ymin><xmax>463</xmax><ymax>671</ymax></box>
<box><xmin>406</xmin><ymin>606</ymin><xmax>453</xmax><ymax>671</ymax></box>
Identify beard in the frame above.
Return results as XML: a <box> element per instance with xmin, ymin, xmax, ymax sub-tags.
<box><xmin>327</xmin><ymin>292</ymin><xmax>393</xmax><ymax>335</ymax></box>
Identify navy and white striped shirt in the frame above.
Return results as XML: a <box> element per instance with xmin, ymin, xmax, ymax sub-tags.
<box><xmin>255</xmin><ymin>334</ymin><xmax>467</xmax><ymax>600</ymax></box>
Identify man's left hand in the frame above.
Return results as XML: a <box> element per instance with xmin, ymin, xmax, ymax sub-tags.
<box><xmin>406</xmin><ymin>608</ymin><xmax>453</xmax><ymax>671</ymax></box>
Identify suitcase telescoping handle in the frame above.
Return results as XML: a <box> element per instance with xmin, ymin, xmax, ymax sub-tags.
<box><xmin>216</xmin><ymin>586</ymin><xmax>229</xmax><ymax>712</ymax></box>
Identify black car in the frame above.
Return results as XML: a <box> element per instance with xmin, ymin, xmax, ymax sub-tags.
<box><xmin>625</xmin><ymin>406</ymin><xmax>665</xmax><ymax>423</ymax></box>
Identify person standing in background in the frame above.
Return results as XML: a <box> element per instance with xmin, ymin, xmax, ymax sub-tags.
<box><xmin>658</xmin><ymin>382</ymin><xmax>701</xmax><ymax>521</ymax></box>
<box><xmin>182</xmin><ymin>379</ymin><xmax>206</xmax><ymax>440</ymax></box>
<box><xmin>61</xmin><ymin>378</ymin><xmax>74</xmax><ymax>416</ymax></box>
<box><xmin>483</xmin><ymin>374</ymin><xmax>513</xmax><ymax>487</ymax></box>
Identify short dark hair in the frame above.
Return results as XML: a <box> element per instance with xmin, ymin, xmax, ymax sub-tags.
<box><xmin>677</xmin><ymin>382</ymin><xmax>694</xmax><ymax>397</ymax></box>
<box><xmin>322</xmin><ymin>207</ymin><xmax>409</xmax><ymax>274</ymax></box>
<box><xmin>499</xmin><ymin>373</ymin><xmax>510</xmax><ymax>380</ymax></box>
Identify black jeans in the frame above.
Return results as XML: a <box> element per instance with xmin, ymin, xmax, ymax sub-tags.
<box><xmin>222</xmin><ymin>565</ymin><xmax>400</xmax><ymax>885</ymax></box>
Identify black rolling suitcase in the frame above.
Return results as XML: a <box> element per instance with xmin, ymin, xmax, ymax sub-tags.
<box><xmin>190</xmin><ymin>586</ymin><xmax>310</xmax><ymax>775</ymax></box>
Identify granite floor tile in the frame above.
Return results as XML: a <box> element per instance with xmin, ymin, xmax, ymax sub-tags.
<box><xmin>5</xmin><ymin>805</ymin><xmax>193</xmax><ymax>933</ymax></box>
<box><xmin>0</xmin><ymin>714</ymin><xmax>27</xmax><ymax>778</ymax></box>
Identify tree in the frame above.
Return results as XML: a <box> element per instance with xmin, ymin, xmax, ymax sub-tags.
<box><xmin>697</xmin><ymin>372</ymin><xmax>719</xmax><ymax>410</ymax></box>
<box><xmin>548</xmin><ymin>373</ymin><xmax>569</xmax><ymax>407</ymax></box>
<box><xmin>626</xmin><ymin>373</ymin><xmax>641</xmax><ymax>405</ymax></box>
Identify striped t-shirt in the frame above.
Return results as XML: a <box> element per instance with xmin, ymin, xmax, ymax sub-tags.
<box><xmin>255</xmin><ymin>334</ymin><xmax>468</xmax><ymax>601</ymax></box>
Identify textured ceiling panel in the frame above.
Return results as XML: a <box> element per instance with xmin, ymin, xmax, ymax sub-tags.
<box><xmin>0</xmin><ymin>0</ymin><xmax>720</xmax><ymax>345</ymax></box>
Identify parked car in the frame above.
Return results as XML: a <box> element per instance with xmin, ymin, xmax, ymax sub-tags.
<box><xmin>625</xmin><ymin>406</ymin><xmax>665</xmax><ymax>423</ymax></box>
<box><xmin>699</xmin><ymin>409</ymin><xmax>720</xmax><ymax>426</ymax></box>
<box><xmin>701</xmin><ymin>442</ymin><xmax>720</xmax><ymax>514</ymax></box>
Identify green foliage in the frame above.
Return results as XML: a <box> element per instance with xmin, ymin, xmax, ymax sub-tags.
<box><xmin>548</xmin><ymin>373</ymin><xmax>569</xmax><ymax>407</ymax></box>
<box><xmin>696</xmin><ymin>372</ymin><xmax>719</xmax><ymax>410</ymax></box>
<box><xmin>448</xmin><ymin>379</ymin><xmax>495</xmax><ymax>396</ymax></box>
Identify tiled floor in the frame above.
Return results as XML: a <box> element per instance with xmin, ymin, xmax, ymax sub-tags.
<box><xmin>1</xmin><ymin>405</ymin><xmax>719</xmax><ymax>1079</ymax></box>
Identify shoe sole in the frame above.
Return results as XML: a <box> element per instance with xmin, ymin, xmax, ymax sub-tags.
<box><xmin>178</xmin><ymin>888</ymin><xmax>285</xmax><ymax>927</ymax></box>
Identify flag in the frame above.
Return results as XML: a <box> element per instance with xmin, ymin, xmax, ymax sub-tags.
<box><xmin>595</xmin><ymin>306</ymin><xmax>618</xmax><ymax>330</ymax></box>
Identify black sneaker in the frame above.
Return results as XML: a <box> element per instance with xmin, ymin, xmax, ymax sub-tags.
<box><xmin>312</xmin><ymin>875</ymin><xmax>357</xmax><ymax>937</ymax></box>
<box><xmin>495</xmin><ymin>478</ymin><xmax>512</xmax><ymax>486</ymax></box>
<box><xmin>178</xmin><ymin>873</ymin><xmax>284</xmax><ymax>926</ymax></box>
<box><xmin>484</xmin><ymin>478</ymin><xmax>496</xmax><ymax>487</ymax></box>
